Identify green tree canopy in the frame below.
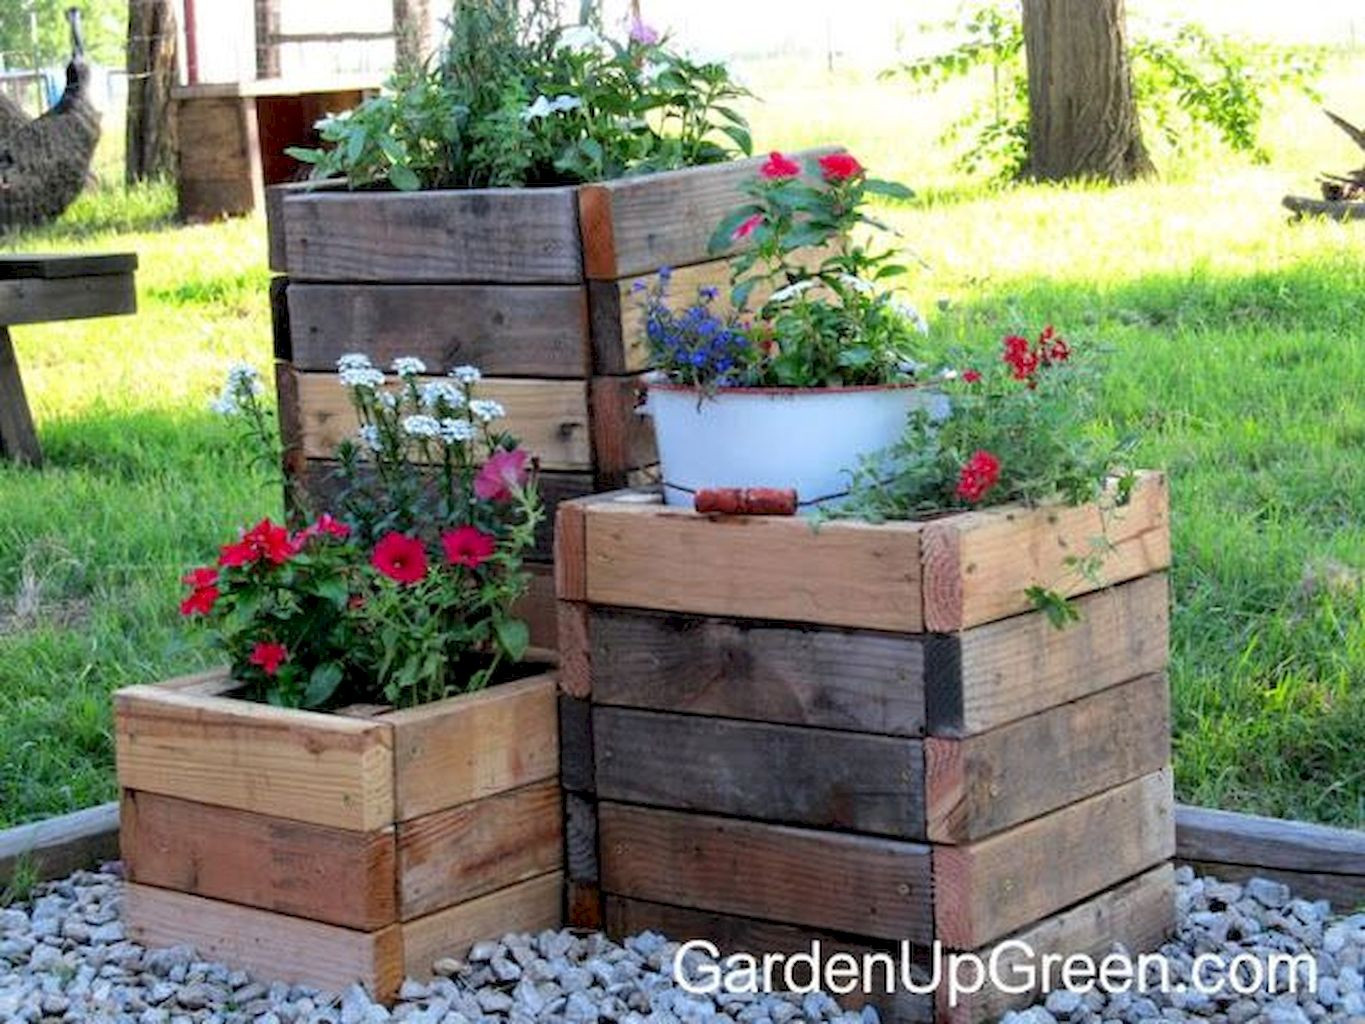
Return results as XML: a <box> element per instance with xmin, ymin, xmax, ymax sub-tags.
<box><xmin>0</xmin><ymin>0</ymin><xmax>127</xmax><ymax>70</ymax></box>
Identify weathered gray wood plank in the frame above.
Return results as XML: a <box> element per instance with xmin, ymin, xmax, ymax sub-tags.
<box><xmin>0</xmin><ymin>803</ymin><xmax>119</xmax><ymax>889</ymax></box>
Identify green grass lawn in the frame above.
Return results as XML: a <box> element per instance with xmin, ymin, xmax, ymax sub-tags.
<box><xmin>1</xmin><ymin>55</ymin><xmax>1362</xmax><ymax>830</ymax></box>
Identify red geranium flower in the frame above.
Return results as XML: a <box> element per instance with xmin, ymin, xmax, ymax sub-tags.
<box><xmin>217</xmin><ymin>539</ymin><xmax>254</xmax><ymax>568</ymax></box>
<box><xmin>442</xmin><ymin>526</ymin><xmax>497</xmax><ymax>569</ymax></box>
<box><xmin>962</xmin><ymin>369</ymin><xmax>982</xmax><ymax>383</ymax></box>
<box><xmin>475</xmin><ymin>448</ymin><xmax>530</xmax><ymax>503</ymax></box>
<box><xmin>182</xmin><ymin>567</ymin><xmax>218</xmax><ymax>589</ymax></box>
<box><xmin>179</xmin><ymin>585</ymin><xmax>219</xmax><ymax>617</ymax></box>
<box><xmin>732</xmin><ymin>212</ymin><xmax>764</xmax><ymax>242</ymax></box>
<box><xmin>219</xmin><ymin>518</ymin><xmax>297</xmax><ymax>567</ymax></box>
<box><xmin>818</xmin><ymin>152</ymin><xmax>865</xmax><ymax>182</ymax></box>
<box><xmin>759</xmin><ymin>151</ymin><xmax>801</xmax><ymax>180</ymax></box>
<box><xmin>956</xmin><ymin>450</ymin><xmax>1002</xmax><ymax>504</ymax></box>
<box><xmin>371</xmin><ymin>532</ymin><xmax>429</xmax><ymax>585</ymax></box>
<box><xmin>249</xmin><ymin>641</ymin><xmax>289</xmax><ymax>677</ymax></box>
<box><xmin>1002</xmin><ymin>334</ymin><xmax>1040</xmax><ymax>383</ymax></box>
<box><xmin>296</xmin><ymin>513</ymin><xmax>351</xmax><ymax>546</ymax></box>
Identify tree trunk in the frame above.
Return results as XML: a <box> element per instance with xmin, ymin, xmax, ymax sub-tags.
<box><xmin>254</xmin><ymin>0</ymin><xmax>281</xmax><ymax>79</ymax></box>
<box><xmin>1021</xmin><ymin>0</ymin><xmax>1153</xmax><ymax>182</ymax></box>
<box><xmin>392</xmin><ymin>0</ymin><xmax>433</xmax><ymax>70</ymax></box>
<box><xmin>124</xmin><ymin>0</ymin><xmax>178</xmax><ymax>185</ymax></box>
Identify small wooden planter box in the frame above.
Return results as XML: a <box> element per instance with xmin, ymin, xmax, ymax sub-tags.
<box><xmin>265</xmin><ymin>149</ymin><xmax>837</xmax><ymax>648</ymax></box>
<box><xmin>556</xmin><ymin>475</ymin><xmax>1178</xmax><ymax>1023</ymax></box>
<box><xmin>115</xmin><ymin>669</ymin><xmax>564</xmax><ymax>1001</ymax></box>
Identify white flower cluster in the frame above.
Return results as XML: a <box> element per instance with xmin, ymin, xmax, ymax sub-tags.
<box><xmin>337</xmin><ymin>353</ymin><xmax>385</xmax><ymax>389</ymax></box>
<box><xmin>210</xmin><ymin>362</ymin><xmax>264</xmax><ymax>415</ymax></box>
<box><xmin>440</xmin><ymin>418</ymin><xmax>476</xmax><ymax>444</ymax></box>
<box><xmin>420</xmin><ymin>380</ymin><xmax>465</xmax><ymax>411</ymax></box>
<box><xmin>402</xmin><ymin>415</ymin><xmax>443</xmax><ymax>439</ymax></box>
<box><xmin>449</xmin><ymin>365</ymin><xmax>482</xmax><ymax>385</ymax></box>
<box><xmin>522</xmin><ymin>94</ymin><xmax>583</xmax><ymax>123</ymax></box>
<box><xmin>391</xmin><ymin>356</ymin><xmax>427</xmax><ymax>378</ymax></box>
<box><xmin>357</xmin><ymin>424</ymin><xmax>381</xmax><ymax>452</ymax></box>
<box><xmin>469</xmin><ymin>399</ymin><xmax>505</xmax><ymax>423</ymax></box>
<box><xmin>769</xmin><ymin>279</ymin><xmax>817</xmax><ymax>304</ymax></box>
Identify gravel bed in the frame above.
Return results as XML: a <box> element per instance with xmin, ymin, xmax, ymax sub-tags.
<box><xmin>1</xmin><ymin>865</ymin><xmax>1362</xmax><ymax>1023</ymax></box>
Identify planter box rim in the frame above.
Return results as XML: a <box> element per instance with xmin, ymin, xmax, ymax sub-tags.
<box><xmin>643</xmin><ymin>376</ymin><xmax>931</xmax><ymax>398</ymax></box>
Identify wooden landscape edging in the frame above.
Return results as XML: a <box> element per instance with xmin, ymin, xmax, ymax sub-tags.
<box><xmin>0</xmin><ymin>803</ymin><xmax>119</xmax><ymax>891</ymax></box>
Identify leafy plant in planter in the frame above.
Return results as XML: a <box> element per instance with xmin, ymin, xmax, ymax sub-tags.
<box><xmin>182</xmin><ymin>357</ymin><xmax>542</xmax><ymax>709</ymax></box>
<box><xmin>638</xmin><ymin>150</ymin><xmax>932</xmax><ymax>506</ymax></box>
<box><xmin>287</xmin><ymin>0</ymin><xmax>752</xmax><ymax>190</ymax></box>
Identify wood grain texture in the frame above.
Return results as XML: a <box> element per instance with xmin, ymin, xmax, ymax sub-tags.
<box><xmin>0</xmin><ymin>273</ymin><xmax>137</xmax><ymax>327</ymax></box>
<box><xmin>286</xmin><ymin>283</ymin><xmax>591</xmax><ymax>377</ymax></box>
<box><xmin>577</xmin><ymin>148</ymin><xmax>840</xmax><ymax>279</ymax></box>
<box><xmin>0</xmin><ymin>802</ymin><xmax>119</xmax><ymax>890</ymax></box>
<box><xmin>595</xmin><ymin>709</ymin><xmax>926</xmax><ymax>838</ymax></box>
<box><xmin>0</xmin><ymin>328</ymin><xmax>40</xmax><ymax>466</ymax></box>
<box><xmin>516</xmin><ymin>564</ymin><xmax>559</xmax><ymax>653</ymax></box>
<box><xmin>604</xmin><ymin>895</ymin><xmax>934</xmax><ymax>1024</ymax></box>
<box><xmin>556</xmin><ymin>601</ymin><xmax>591</xmax><ymax>698</ymax></box>
<box><xmin>932</xmin><ymin>769</ymin><xmax>1176</xmax><ymax>948</ymax></box>
<box><xmin>120</xmin><ymin>791</ymin><xmax>396</xmax><ymax>930</ymax></box>
<box><xmin>397</xmin><ymin>780</ymin><xmax>563</xmax><ymax>920</ymax></box>
<box><xmin>925</xmin><ymin>673</ymin><xmax>1171</xmax><ymax>843</ymax></box>
<box><xmin>558</xmin><ymin>695</ymin><xmax>594</xmax><ymax>795</ymax></box>
<box><xmin>942</xmin><ymin>865</ymin><xmax>1176</xmax><ymax>1024</ymax></box>
<box><xmin>385</xmin><ymin>672</ymin><xmax>559</xmax><ymax>821</ymax></box>
<box><xmin>176</xmin><ymin>96</ymin><xmax>262</xmax><ymax>220</ymax></box>
<box><xmin>401</xmin><ymin>872</ymin><xmax>564</xmax><ymax>978</ymax></box>
<box><xmin>292</xmin><ymin>373</ymin><xmax>591</xmax><ymax>469</ymax></box>
<box><xmin>114</xmin><ymin>678</ymin><xmax>394</xmax><ymax>831</ymax></box>
<box><xmin>0</xmin><ymin>253</ymin><xmax>138</xmax><ymax>279</ymax></box>
<box><xmin>587</xmin><ymin>259</ymin><xmax>733</xmax><ymax>374</ymax></box>
<box><xmin>589</xmin><ymin>375</ymin><xmax>656</xmax><ymax>488</ymax></box>
<box><xmin>567</xmin><ymin>881</ymin><xmax>603</xmax><ymax>930</ymax></box>
<box><xmin>269</xmin><ymin>276</ymin><xmax>292</xmax><ymax>360</ymax></box>
<box><xmin>921</xmin><ymin>472</ymin><xmax>1170</xmax><ymax>631</ymax></box>
<box><xmin>565</xmin><ymin>791</ymin><xmax>599</xmax><ymax>884</ymax></box>
<box><xmin>554</xmin><ymin>491</ymin><xmax>657</xmax><ymax>601</ymax></box>
<box><xmin>1180</xmin><ymin>861</ymin><xmax>1365</xmax><ymax>914</ymax></box>
<box><xmin>275</xmin><ymin>360</ymin><xmax>306</xmax><ymax>483</ymax></box>
<box><xmin>282</xmin><ymin>187</ymin><xmax>584</xmax><ymax>284</ymax></box>
<box><xmin>589</xmin><ymin>607</ymin><xmax>925</xmax><ymax>736</ymax></box>
<box><xmin>927</xmin><ymin>574</ymin><xmax>1170</xmax><ymax>737</ymax></box>
<box><xmin>123</xmin><ymin>883</ymin><xmax>403</xmax><ymax>1001</ymax></box>
<box><xmin>598</xmin><ymin>803</ymin><xmax>933</xmax><ymax>942</ymax></box>
<box><xmin>583</xmin><ymin>502</ymin><xmax>924</xmax><ymax>632</ymax></box>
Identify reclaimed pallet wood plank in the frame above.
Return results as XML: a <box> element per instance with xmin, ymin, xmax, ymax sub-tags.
<box><xmin>383</xmin><ymin>673</ymin><xmax>559</xmax><ymax>821</ymax></box>
<box><xmin>396</xmin><ymin>780</ymin><xmax>562</xmax><ymax>920</ymax></box>
<box><xmin>282</xmin><ymin>188</ymin><xmax>584</xmax><ymax>284</ymax></box>
<box><xmin>123</xmin><ymin>883</ymin><xmax>404</xmax><ymax>1001</ymax></box>
<box><xmin>114</xmin><ymin>678</ymin><xmax>394</xmax><ymax>832</ymax></box>
<box><xmin>292</xmin><ymin>373</ymin><xmax>592</xmax><ymax>469</ymax></box>
<box><xmin>577</xmin><ymin>148</ymin><xmax>840</xmax><ymax>280</ymax></box>
<box><xmin>0</xmin><ymin>272</ymin><xmax>137</xmax><ymax>327</ymax></box>
<box><xmin>565</xmin><ymin>792</ymin><xmax>599</xmax><ymax>885</ymax></box>
<box><xmin>598</xmin><ymin>803</ymin><xmax>934</xmax><ymax>943</ymax></box>
<box><xmin>401</xmin><ymin>872</ymin><xmax>564</xmax><ymax>979</ymax></box>
<box><xmin>556</xmin><ymin>601</ymin><xmax>591</xmax><ymax>698</ymax></box>
<box><xmin>0</xmin><ymin>803</ymin><xmax>119</xmax><ymax>890</ymax></box>
<box><xmin>920</xmin><ymin>472</ymin><xmax>1170</xmax><ymax>632</ymax></box>
<box><xmin>582</xmin><ymin>502</ymin><xmax>925</xmax><ymax>632</ymax></box>
<box><xmin>932</xmin><ymin>769</ymin><xmax>1176</xmax><ymax>949</ymax></box>
<box><xmin>558</xmin><ymin>695</ymin><xmax>594</xmax><ymax>795</ymax></box>
<box><xmin>587</xmin><ymin>259</ymin><xmax>734</xmax><ymax>374</ymax></box>
<box><xmin>120</xmin><ymin>791</ymin><xmax>396</xmax><ymax>931</ymax></box>
<box><xmin>517</xmin><ymin>563</ymin><xmax>559</xmax><ymax>653</ymax></box>
<box><xmin>926</xmin><ymin>574</ymin><xmax>1170</xmax><ymax>737</ymax></box>
<box><xmin>603</xmin><ymin>895</ymin><xmax>935</xmax><ymax>1023</ymax></box>
<box><xmin>286</xmin><ymin>283</ymin><xmax>591</xmax><ymax>377</ymax></box>
<box><xmin>942</xmin><ymin>864</ymin><xmax>1176</xmax><ymax>1024</ymax></box>
<box><xmin>589</xmin><ymin>375</ymin><xmax>656</xmax><ymax>488</ymax></box>
<box><xmin>595</xmin><ymin>708</ymin><xmax>926</xmax><ymax>838</ymax></box>
<box><xmin>1180</xmin><ymin>861</ymin><xmax>1365</xmax><ymax>913</ymax></box>
<box><xmin>567</xmin><ymin>880</ymin><xmax>604</xmax><ymax>930</ymax></box>
<box><xmin>588</xmin><ymin>607</ymin><xmax>926</xmax><ymax>736</ymax></box>
<box><xmin>0</xmin><ymin>328</ymin><xmax>40</xmax><ymax>466</ymax></box>
<box><xmin>925</xmin><ymin>673</ymin><xmax>1171</xmax><ymax>843</ymax></box>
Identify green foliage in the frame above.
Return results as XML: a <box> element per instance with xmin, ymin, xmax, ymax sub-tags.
<box><xmin>883</xmin><ymin>1</ymin><xmax>1323</xmax><ymax>180</ymax></box>
<box><xmin>0</xmin><ymin>0</ymin><xmax>126</xmax><ymax>68</ymax></box>
<box><xmin>0</xmin><ymin>855</ymin><xmax>39</xmax><ymax>907</ymax></box>
<box><xmin>288</xmin><ymin>0</ymin><xmax>752</xmax><ymax>190</ymax></box>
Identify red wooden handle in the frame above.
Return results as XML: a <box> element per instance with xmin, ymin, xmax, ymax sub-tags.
<box><xmin>694</xmin><ymin>488</ymin><xmax>798</xmax><ymax>516</ymax></box>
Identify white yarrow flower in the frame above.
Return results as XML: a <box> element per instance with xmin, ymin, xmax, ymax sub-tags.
<box><xmin>339</xmin><ymin>367</ymin><xmax>386</xmax><ymax>389</ymax></box>
<box><xmin>439</xmin><ymin>418</ymin><xmax>476</xmax><ymax>444</ymax></box>
<box><xmin>420</xmin><ymin>380</ymin><xmax>465</xmax><ymax>411</ymax></box>
<box><xmin>468</xmin><ymin>399</ymin><xmax>505</xmax><ymax>423</ymax></box>
<box><xmin>337</xmin><ymin>353</ymin><xmax>373</xmax><ymax>372</ymax></box>
<box><xmin>391</xmin><ymin>356</ymin><xmax>427</xmax><ymax>378</ymax></box>
<box><xmin>211</xmin><ymin>362</ymin><xmax>264</xmax><ymax>415</ymax></box>
<box><xmin>402</xmin><ymin>415</ymin><xmax>442</xmax><ymax>439</ymax></box>
<box><xmin>449</xmin><ymin>365</ymin><xmax>482</xmax><ymax>384</ymax></box>
<box><xmin>769</xmin><ymin>279</ymin><xmax>817</xmax><ymax>304</ymax></box>
<box><xmin>357</xmin><ymin>425</ymin><xmax>381</xmax><ymax>451</ymax></box>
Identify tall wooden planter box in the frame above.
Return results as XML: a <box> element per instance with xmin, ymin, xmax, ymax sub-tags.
<box><xmin>264</xmin><ymin>149</ymin><xmax>836</xmax><ymax>649</ymax></box>
<box><xmin>115</xmin><ymin>669</ymin><xmax>564</xmax><ymax>1001</ymax></box>
<box><xmin>555</xmin><ymin>475</ymin><xmax>1178</xmax><ymax>1023</ymax></box>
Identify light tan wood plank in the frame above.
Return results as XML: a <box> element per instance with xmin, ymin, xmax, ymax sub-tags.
<box><xmin>401</xmin><ymin>872</ymin><xmax>564</xmax><ymax>978</ymax></box>
<box><xmin>123</xmin><ymin>884</ymin><xmax>403</xmax><ymax>1001</ymax></box>
<box><xmin>384</xmin><ymin>673</ymin><xmax>559</xmax><ymax>821</ymax></box>
<box><xmin>397</xmin><ymin>780</ymin><xmax>563</xmax><ymax>920</ymax></box>
<box><xmin>921</xmin><ymin>471</ymin><xmax>1170</xmax><ymax>631</ymax></box>
<box><xmin>932</xmin><ymin>769</ymin><xmax>1176</xmax><ymax>949</ymax></box>
<box><xmin>925</xmin><ymin>673</ymin><xmax>1171</xmax><ymax>843</ymax></box>
<box><xmin>292</xmin><ymin>373</ymin><xmax>592</xmax><ymax>470</ymax></box>
<box><xmin>114</xmin><ymin>683</ymin><xmax>394</xmax><ymax>832</ymax></box>
<box><xmin>583</xmin><ymin>501</ymin><xmax>925</xmax><ymax>632</ymax></box>
<box><xmin>121</xmin><ymin>791</ymin><xmax>396</xmax><ymax>930</ymax></box>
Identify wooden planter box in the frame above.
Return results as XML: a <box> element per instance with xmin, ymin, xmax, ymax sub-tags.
<box><xmin>556</xmin><ymin>475</ymin><xmax>1177</xmax><ymax>1024</ymax></box>
<box><xmin>265</xmin><ymin>149</ymin><xmax>837</xmax><ymax>648</ymax></box>
<box><xmin>115</xmin><ymin>668</ymin><xmax>564</xmax><ymax>1001</ymax></box>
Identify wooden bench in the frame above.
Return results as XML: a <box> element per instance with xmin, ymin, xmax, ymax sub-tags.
<box><xmin>0</xmin><ymin>253</ymin><xmax>138</xmax><ymax>466</ymax></box>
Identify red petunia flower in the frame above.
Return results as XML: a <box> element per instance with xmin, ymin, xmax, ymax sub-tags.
<box><xmin>182</xmin><ymin>567</ymin><xmax>218</xmax><ymax>589</ymax></box>
<box><xmin>759</xmin><ymin>151</ymin><xmax>801</xmax><ymax>180</ymax></box>
<box><xmin>474</xmin><ymin>448</ymin><xmax>530</xmax><ymax>503</ymax></box>
<box><xmin>249</xmin><ymin>641</ymin><xmax>289</xmax><ymax>676</ymax></box>
<box><xmin>179</xmin><ymin>584</ymin><xmax>219</xmax><ymax>617</ymax></box>
<box><xmin>1002</xmin><ymin>334</ymin><xmax>1040</xmax><ymax>383</ymax></box>
<box><xmin>371</xmin><ymin>532</ymin><xmax>429</xmax><ymax>585</ymax></box>
<box><xmin>217</xmin><ymin>540</ymin><xmax>254</xmax><ymax>568</ymax></box>
<box><xmin>818</xmin><ymin>152</ymin><xmax>865</xmax><ymax>182</ymax></box>
<box><xmin>296</xmin><ymin>513</ymin><xmax>352</xmax><ymax>546</ymax></box>
<box><xmin>956</xmin><ymin>450</ymin><xmax>1002</xmax><ymax>504</ymax></box>
<box><xmin>442</xmin><ymin>526</ymin><xmax>497</xmax><ymax>569</ymax></box>
<box><xmin>219</xmin><ymin>518</ymin><xmax>298</xmax><ymax>567</ymax></box>
<box><xmin>962</xmin><ymin>369</ymin><xmax>982</xmax><ymax>383</ymax></box>
<box><xmin>732</xmin><ymin>213</ymin><xmax>764</xmax><ymax>242</ymax></box>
